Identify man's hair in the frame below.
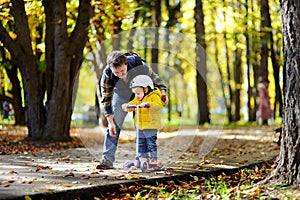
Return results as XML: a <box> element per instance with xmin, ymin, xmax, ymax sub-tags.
<box><xmin>107</xmin><ymin>50</ymin><xmax>128</xmax><ymax>68</ymax></box>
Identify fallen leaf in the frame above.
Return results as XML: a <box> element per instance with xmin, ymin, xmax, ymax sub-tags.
<box><xmin>64</xmin><ymin>172</ymin><xmax>75</xmax><ymax>177</ymax></box>
<box><xmin>8</xmin><ymin>170</ymin><xmax>18</xmax><ymax>174</ymax></box>
<box><xmin>24</xmin><ymin>195</ymin><xmax>32</xmax><ymax>200</ymax></box>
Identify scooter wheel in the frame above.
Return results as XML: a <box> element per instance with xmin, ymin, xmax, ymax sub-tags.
<box><xmin>141</xmin><ymin>161</ymin><xmax>149</xmax><ymax>172</ymax></box>
<box><xmin>123</xmin><ymin>160</ymin><xmax>134</xmax><ymax>170</ymax></box>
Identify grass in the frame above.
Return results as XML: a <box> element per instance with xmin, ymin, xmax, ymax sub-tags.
<box><xmin>97</xmin><ymin>162</ymin><xmax>300</xmax><ymax>199</ymax></box>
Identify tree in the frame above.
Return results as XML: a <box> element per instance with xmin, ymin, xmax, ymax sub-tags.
<box><xmin>0</xmin><ymin>0</ymin><xmax>91</xmax><ymax>140</ymax></box>
<box><xmin>151</xmin><ymin>0</ymin><xmax>161</xmax><ymax>74</ymax></box>
<box><xmin>232</xmin><ymin>0</ymin><xmax>242</xmax><ymax>122</ymax></box>
<box><xmin>260</xmin><ymin>0</ymin><xmax>269</xmax><ymax>79</ymax></box>
<box><xmin>0</xmin><ymin>46</ymin><xmax>25</xmax><ymax>125</ymax></box>
<box><xmin>267</xmin><ymin>0</ymin><xmax>300</xmax><ymax>184</ymax></box>
<box><xmin>195</xmin><ymin>0</ymin><xmax>210</xmax><ymax>124</ymax></box>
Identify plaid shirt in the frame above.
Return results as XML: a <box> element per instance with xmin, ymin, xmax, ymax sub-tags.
<box><xmin>100</xmin><ymin>55</ymin><xmax>167</xmax><ymax>117</ymax></box>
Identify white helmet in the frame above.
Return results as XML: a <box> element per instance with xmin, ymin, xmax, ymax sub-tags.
<box><xmin>130</xmin><ymin>75</ymin><xmax>154</xmax><ymax>89</ymax></box>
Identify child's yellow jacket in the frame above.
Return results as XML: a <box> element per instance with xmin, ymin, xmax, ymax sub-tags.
<box><xmin>127</xmin><ymin>88</ymin><xmax>163</xmax><ymax>130</ymax></box>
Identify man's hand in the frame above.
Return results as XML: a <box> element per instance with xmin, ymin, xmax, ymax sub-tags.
<box><xmin>121</xmin><ymin>103</ymin><xmax>128</xmax><ymax>111</ymax></box>
<box><xmin>108</xmin><ymin>122</ymin><xmax>117</xmax><ymax>137</ymax></box>
<box><xmin>107</xmin><ymin>115</ymin><xmax>117</xmax><ymax>137</ymax></box>
<box><xmin>160</xmin><ymin>90</ymin><xmax>169</xmax><ymax>105</ymax></box>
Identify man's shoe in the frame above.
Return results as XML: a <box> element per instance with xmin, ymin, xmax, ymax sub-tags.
<box><xmin>96</xmin><ymin>162</ymin><xmax>114</xmax><ymax>169</ymax></box>
<box><xmin>96</xmin><ymin>158</ymin><xmax>114</xmax><ymax>169</ymax></box>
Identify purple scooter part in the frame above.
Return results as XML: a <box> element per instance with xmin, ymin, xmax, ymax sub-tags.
<box><xmin>126</xmin><ymin>103</ymin><xmax>150</xmax><ymax>109</ymax></box>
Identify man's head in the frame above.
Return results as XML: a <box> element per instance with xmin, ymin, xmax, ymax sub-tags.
<box><xmin>107</xmin><ymin>51</ymin><xmax>128</xmax><ymax>78</ymax></box>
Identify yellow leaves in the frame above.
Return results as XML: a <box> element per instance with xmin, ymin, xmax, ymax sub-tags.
<box><xmin>244</xmin><ymin>187</ymin><xmax>262</xmax><ymax>197</ymax></box>
<box><xmin>88</xmin><ymin>174</ymin><xmax>100</xmax><ymax>178</ymax></box>
<box><xmin>8</xmin><ymin>31</ymin><xmax>17</xmax><ymax>40</ymax></box>
<box><xmin>190</xmin><ymin>174</ymin><xmax>199</xmax><ymax>181</ymax></box>
<box><xmin>125</xmin><ymin>174</ymin><xmax>141</xmax><ymax>180</ymax></box>
<box><xmin>91</xmin><ymin>0</ymin><xmax>138</xmax><ymax>38</ymax></box>
<box><xmin>24</xmin><ymin>196</ymin><xmax>32</xmax><ymax>200</ymax></box>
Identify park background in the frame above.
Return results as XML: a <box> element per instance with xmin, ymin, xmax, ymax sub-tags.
<box><xmin>2</xmin><ymin>1</ymin><xmax>300</xmax><ymax>198</ymax></box>
<box><xmin>0</xmin><ymin>0</ymin><xmax>282</xmax><ymax>135</ymax></box>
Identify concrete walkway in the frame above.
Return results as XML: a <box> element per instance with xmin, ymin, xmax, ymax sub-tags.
<box><xmin>0</xmin><ymin>127</ymin><xmax>279</xmax><ymax>200</ymax></box>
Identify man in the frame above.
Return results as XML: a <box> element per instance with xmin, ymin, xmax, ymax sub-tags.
<box><xmin>97</xmin><ymin>50</ymin><xmax>168</xmax><ymax>169</ymax></box>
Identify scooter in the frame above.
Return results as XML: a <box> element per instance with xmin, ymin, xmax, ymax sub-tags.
<box><xmin>123</xmin><ymin>104</ymin><xmax>163</xmax><ymax>172</ymax></box>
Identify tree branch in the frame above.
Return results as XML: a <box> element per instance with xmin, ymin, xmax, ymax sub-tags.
<box><xmin>0</xmin><ymin>25</ymin><xmax>25</xmax><ymax>66</ymax></box>
<box><xmin>69</xmin><ymin>0</ymin><xmax>91</xmax><ymax>57</ymax></box>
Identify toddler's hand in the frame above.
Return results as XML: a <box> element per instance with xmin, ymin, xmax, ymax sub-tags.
<box><xmin>139</xmin><ymin>102</ymin><xmax>150</xmax><ymax>108</ymax></box>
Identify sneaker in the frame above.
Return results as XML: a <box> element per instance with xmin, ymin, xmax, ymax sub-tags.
<box><xmin>150</xmin><ymin>159</ymin><xmax>163</xmax><ymax>168</ymax></box>
<box><xmin>96</xmin><ymin>158</ymin><xmax>114</xmax><ymax>170</ymax></box>
<box><xmin>149</xmin><ymin>159</ymin><xmax>158</xmax><ymax>166</ymax></box>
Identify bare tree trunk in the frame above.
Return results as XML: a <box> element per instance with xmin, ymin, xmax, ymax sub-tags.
<box><xmin>221</xmin><ymin>0</ymin><xmax>233</xmax><ymax>122</ymax></box>
<box><xmin>151</xmin><ymin>0</ymin><xmax>161</xmax><ymax>74</ymax></box>
<box><xmin>5</xmin><ymin>66</ymin><xmax>25</xmax><ymax>125</ymax></box>
<box><xmin>245</xmin><ymin>0</ymin><xmax>256</xmax><ymax>122</ymax></box>
<box><xmin>127</xmin><ymin>0</ymin><xmax>141</xmax><ymax>52</ymax></box>
<box><xmin>268</xmin><ymin>0</ymin><xmax>300</xmax><ymax>184</ymax></box>
<box><xmin>0</xmin><ymin>45</ymin><xmax>25</xmax><ymax>125</ymax></box>
<box><xmin>164</xmin><ymin>0</ymin><xmax>181</xmax><ymax>121</ymax></box>
<box><xmin>194</xmin><ymin>0</ymin><xmax>209</xmax><ymax>124</ymax></box>
<box><xmin>10</xmin><ymin>0</ymin><xmax>46</xmax><ymax>138</ymax></box>
<box><xmin>265</xmin><ymin>1</ymin><xmax>283</xmax><ymax>118</ymax></box>
<box><xmin>260</xmin><ymin>0</ymin><xmax>269</xmax><ymax>79</ymax></box>
<box><xmin>211</xmin><ymin>6</ymin><xmax>227</xmax><ymax>120</ymax></box>
<box><xmin>164</xmin><ymin>29</ymin><xmax>171</xmax><ymax>122</ymax></box>
<box><xmin>224</xmin><ymin>32</ymin><xmax>233</xmax><ymax>122</ymax></box>
<box><xmin>233</xmin><ymin>41</ymin><xmax>242</xmax><ymax>121</ymax></box>
<box><xmin>89</xmin><ymin>8</ymin><xmax>108</xmax><ymax>127</ymax></box>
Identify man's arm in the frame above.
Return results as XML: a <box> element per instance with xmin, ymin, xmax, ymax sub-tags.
<box><xmin>145</xmin><ymin>67</ymin><xmax>168</xmax><ymax>105</ymax></box>
<box><xmin>100</xmin><ymin>69</ymin><xmax>114</xmax><ymax>117</ymax></box>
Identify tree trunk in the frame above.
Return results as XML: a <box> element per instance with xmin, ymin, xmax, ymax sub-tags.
<box><xmin>269</xmin><ymin>0</ymin><xmax>300</xmax><ymax>184</ymax></box>
<box><xmin>261</xmin><ymin>0</ymin><xmax>283</xmax><ymax>119</ymax></box>
<box><xmin>245</xmin><ymin>0</ymin><xmax>256</xmax><ymax>122</ymax></box>
<box><xmin>233</xmin><ymin>42</ymin><xmax>242</xmax><ymax>121</ymax></box>
<box><xmin>224</xmin><ymin>32</ymin><xmax>233</xmax><ymax>122</ymax></box>
<box><xmin>151</xmin><ymin>0</ymin><xmax>161</xmax><ymax>74</ymax></box>
<box><xmin>10</xmin><ymin>0</ymin><xmax>46</xmax><ymax>138</ymax></box>
<box><xmin>212</xmin><ymin>6</ymin><xmax>227</xmax><ymax>121</ymax></box>
<box><xmin>43</xmin><ymin>0</ymin><xmax>91</xmax><ymax>139</ymax></box>
<box><xmin>194</xmin><ymin>0</ymin><xmax>209</xmax><ymax>124</ymax></box>
<box><xmin>5</xmin><ymin>66</ymin><xmax>26</xmax><ymax>125</ymax></box>
<box><xmin>164</xmin><ymin>0</ymin><xmax>181</xmax><ymax>122</ymax></box>
<box><xmin>0</xmin><ymin>45</ymin><xmax>25</xmax><ymax>125</ymax></box>
<box><xmin>266</xmin><ymin>2</ymin><xmax>283</xmax><ymax>118</ymax></box>
<box><xmin>221</xmin><ymin>0</ymin><xmax>233</xmax><ymax>122</ymax></box>
<box><xmin>112</xmin><ymin>0</ymin><xmax>122</xmax><ymax>50</ymax></box>
<box><xmin>0</xmin><ymin>0</ymin><xmax>91</xmax><ymax>140</ymax></box>
<box><xmin>127</xmin><ymin>0</ymin><xmax>141</xmax><ymax>52</ymax></box>
<box><xmin>260</xmin><ymin>0</ymin><xmax>269</xmax><ymax>79</ymax></box>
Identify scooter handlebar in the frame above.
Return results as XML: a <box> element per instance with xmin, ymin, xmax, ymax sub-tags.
<box><xmin>127</xmin><ymin>103</ymin><xmax>150</xmax><ymax>108</ymax></box>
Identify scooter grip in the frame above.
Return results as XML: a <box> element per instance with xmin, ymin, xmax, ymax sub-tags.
<box><xmin>126</xmin><ymin>105</ymin><xmax>137</xmax><ymax>109</ymax></box>
<box><xmin>127</xmin><ymin>104</ymin><xmax>150</xmax><ymax>108</ymax></box>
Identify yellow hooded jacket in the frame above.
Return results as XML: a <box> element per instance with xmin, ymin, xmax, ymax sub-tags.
<box><xmin>127</xmin><ymin>88</ymin><xmax>163</xmax><ymax>130</ymax></box>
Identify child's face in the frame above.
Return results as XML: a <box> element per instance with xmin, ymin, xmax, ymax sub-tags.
<box><xmin>132</xmin><ymin>87</ymin><xmax>145</xmax><ymax>101</ymax></box>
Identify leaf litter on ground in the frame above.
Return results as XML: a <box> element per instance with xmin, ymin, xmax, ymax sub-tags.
<box><xmin>0</xmin><ymin>126</ymin><xmax>299</xmax><ymax>199</ymax></box>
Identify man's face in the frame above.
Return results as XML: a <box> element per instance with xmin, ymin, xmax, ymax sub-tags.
<box><xmin>111</xmin><ymin>63</ymin><xmax>127</xmax><ymax>78</ymax></box>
